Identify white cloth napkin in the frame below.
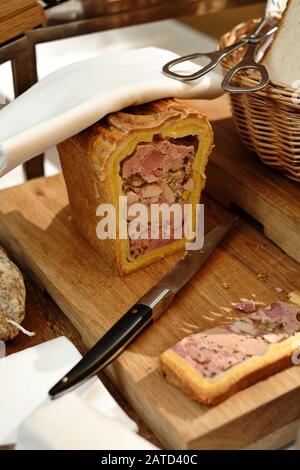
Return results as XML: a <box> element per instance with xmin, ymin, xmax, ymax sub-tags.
<box><xmin>0</xmin><ymin>337</ymin><xmax>140</xmax><ymax>447</ymax></box>
<box><xmin>17</xmin><ymin>394</ymin><xmax>157</xmax><ymax>450</ymax></box>
<box><xmin>0</xmin><ymin>46</ymin><xmax>223</xmax><ymax>177</ymax></box>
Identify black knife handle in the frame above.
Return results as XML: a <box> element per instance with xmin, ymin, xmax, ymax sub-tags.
<box><xmin>49</xmin><ymin>304</ymin><xmax>153</xmax><ymax>399</ymax></box>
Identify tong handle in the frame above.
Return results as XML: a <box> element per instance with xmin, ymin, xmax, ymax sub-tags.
<box><xmin>222</xmin><ymin>41</ymin><xmax>269</xmax><ymax>93</ymax></box>
<box><xmin>162</xmin><ymin>52</ymin><xmax>220</xmax><ymax>81</ymax></box>
<box><xmin>162</xmin><ymin>39</ymin><xmax>247</xmax><ymax>81</ymax></box>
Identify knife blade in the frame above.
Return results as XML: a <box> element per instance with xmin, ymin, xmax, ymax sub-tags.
<box><xmin>49</xmin><ymin>218</ymin><xmax>236</xmax><ymax>399</ymax></box>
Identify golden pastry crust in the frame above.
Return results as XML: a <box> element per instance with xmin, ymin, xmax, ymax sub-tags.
<box><xmin>58</xmin><ymin>99</ymin><xmax>213</xmax><ymax>275</ymax></box>
<box><xmin>160</xmin><ymin>331</ymin><xmax>300</xmax><ymax>406</ymax></box>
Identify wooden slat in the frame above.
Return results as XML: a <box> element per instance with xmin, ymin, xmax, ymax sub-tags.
<box><xmin>0</xmin><ymin>0</ymin><xmax>36</xmax><ymax>19</ymax></box>
<box><xmin>0</xmin><ymin>1</ymin><xmax>45</xmax><ymax>45</ymax></box>
<box><xmin>82</xmin><ymin>0</ymin><xmax>259</xmax><ymax>16</ymax></box>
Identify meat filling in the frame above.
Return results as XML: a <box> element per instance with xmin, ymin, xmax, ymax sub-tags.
<box><xmin>172</xmin><ymin>301</ymin><xmax>300</xmax><ymax>379</ymax></box>
<box><xmin>120</xmin><ymin>135</ymin><xmax>198</xmax><ymax>260</ymax></box>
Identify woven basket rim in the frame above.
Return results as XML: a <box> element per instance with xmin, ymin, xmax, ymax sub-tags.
<box><xmin>220</xmin><ymin>19</ymin><xmax>300</xmax><ymax>183</ymax></box>
<box><xmin>219</xmin><ymin>19</ymin><xmax>300</xmax><ymax>99</ymax></box>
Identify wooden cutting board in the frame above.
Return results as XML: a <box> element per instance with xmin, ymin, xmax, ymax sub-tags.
<box><xmin>0</xmin><ymin>162</ymin><xmax>300</xmax><ymax>448</ymax></box>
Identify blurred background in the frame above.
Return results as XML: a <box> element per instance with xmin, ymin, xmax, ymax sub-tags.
<box><xmin>182</xmin><ymin>3</ymin><xmax>263</xmax><ymax>37</ymax></box>
<box><xmin>0</xmin><ymin>0</ymin><xmax>264</xmax><ymax>189</ymax></box>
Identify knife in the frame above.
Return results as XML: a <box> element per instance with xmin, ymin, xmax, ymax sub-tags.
<box><xmin>49</xmin><ymin>218</ymin><xmax>236</xmax><ymax>399</ymax></box>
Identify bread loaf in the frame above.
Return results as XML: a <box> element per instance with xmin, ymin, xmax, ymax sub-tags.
<box><xmin>263</xmin><ymin>0</ymin><xmax>300</xmax><ymax>87</ymax></box>
<box><xmin>58</xmin><ymin>99</ymin><xmax>213</xmax><ymax>275</ymax></box>
<box><xmin>0</xmin><ymin>247</ymin><xmax>26</xmax><ymax>341</ymax></box>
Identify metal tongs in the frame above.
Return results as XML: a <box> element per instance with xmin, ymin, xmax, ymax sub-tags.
<box><xmin>163</xmin><ymin>16</ymin><xmax>278</xmax><ymax>94</ymax></box>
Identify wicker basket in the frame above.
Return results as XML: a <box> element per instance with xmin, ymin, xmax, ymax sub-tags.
<box><xmin>220</xmin><ymin>19</ymin><xmax>300</xmax><ymax>183</ymax></box>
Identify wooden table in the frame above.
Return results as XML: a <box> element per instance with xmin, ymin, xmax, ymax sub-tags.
<box><xmin>4</xmin><ymin>97</ymin><xmax>300</xmax><ymax>449</ymax></box>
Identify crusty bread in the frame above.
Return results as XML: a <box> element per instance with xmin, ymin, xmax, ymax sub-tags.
<box><xmin>160</xmin><ymin>299</ymin><xmax>300</xmax><ymax>406</ymax></box>
<box><xmin>58</xmin><ymin>99</ymin><xmax>213</xmax><ymax>275</ymax></box>
<box><xmin>0</xmin><ymin>247</ymin><xmax>26</xmax><ymax>341</ymax></box>
<box><xmin>263</xmin><ymin>0</ymin><xmax>300</xmax><ymax>87</ymax></box>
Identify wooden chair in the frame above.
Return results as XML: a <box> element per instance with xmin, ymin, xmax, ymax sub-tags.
<box><xmin>0</xmin><ymin>1</ymin><xmax>45</xmax><ymax>179</ymax></box>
